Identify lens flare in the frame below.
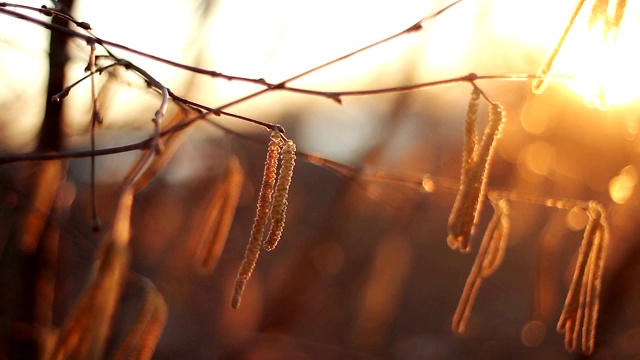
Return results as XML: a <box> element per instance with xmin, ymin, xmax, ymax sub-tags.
<box><xmin>552</xmin><ymin>0</ymin><xmax>640</xmax><ymax>109</ymax></box>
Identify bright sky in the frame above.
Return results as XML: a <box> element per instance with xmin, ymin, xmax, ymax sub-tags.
<box><xmin>0</xmin><ymin>0</ymin><xmax>635</xmax><ymax>152</ymax></box>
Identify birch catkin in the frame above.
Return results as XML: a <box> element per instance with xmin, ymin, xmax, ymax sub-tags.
<box><xmin>113</xmin><ymin>282</ymin><xmax>168</xmax><ymax>360</ymax></box>
<box><xmin>462</xmin><ymin>88</ymin><xmax>480</xmax><ymax>175</ymax></box>
<box><xmin>195</xmin><ymin>156</ymin><xmax>245</xmax><ymax>273</ymax></box>
<box><xmin>50</xmin><ymin>188</ymin><xmax>133</xmax><ymax>360</ymax></box>
<box><xmin>556</xmin><ymin>202</ymin><xmax>609</xmax><ymax>354</ymax></box>
<box><xmin>448</xmin><ymin>102</ymin><xmax>505</xmax><ymax>252</ymax></box>
<box><xmin>232</xmin><ymin>132</ymin><xmax>282</xmax><ymax>309</ymax></box>
<box><xmin>581</xmin><ymin>212</ymin><xmax>607</xmax><ymax>354</ymax></box>
<box><xmin>480</xmin><ymin>199</ymin><xmax>510</xmax><ymax>277</ymax></box>
<box><xmin>264</xmin><ymin>139</ymin><xmax>296</xmax><ymax>251</ymax></box>
<box><xmin>50</xmin><ymin>242</ymin><xmax>129</xmax><ymax>360</ymax></box>
<box><xmin>452</xmin><ymin>198</ymin><xmax>510</xmax><ymax>334</ymax></box>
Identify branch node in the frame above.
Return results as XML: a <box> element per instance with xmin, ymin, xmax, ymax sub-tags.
<box><xmin>326</xmin><ymin>93</ymin><xmax>342</xmax><ymax>104</ymax></box>
<box><xmin>406</xmin><ymin>22</ymin><xmax>423</xmax><ymax>33</ymax></box>
<box><xmin>39</xmin><ymin>5</ymin><xmax>53</xmax><ymax>17</ymax></box>
<box><xmin>77</xmin><ymin>21</ymin><xmax>91</xmax><ymax>30</ymax></box>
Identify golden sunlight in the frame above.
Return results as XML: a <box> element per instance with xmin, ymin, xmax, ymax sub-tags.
<box><xmin>609</xmin><ymin>165</ymin><xmax>637</xmax><ymax>204</ymax></box>
<box><xmin>547</xmin><ymin>0</ymin><xmax>640</xmax><ymax>109</ymax></box>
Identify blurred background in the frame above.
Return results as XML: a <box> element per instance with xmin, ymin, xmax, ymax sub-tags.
<box><xmin>2</xmin><ymin>0</ymin><xmax>640</xmax><ymax>359</ymax></box>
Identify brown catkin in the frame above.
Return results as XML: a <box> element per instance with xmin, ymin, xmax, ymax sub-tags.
<box><xmin>581</xmin><ymin>236</ymin><xmax>599</xmax><ymax>353</ymax></box>
<box><xmin>480</xmin><ymin>199</ymin><xmax>511</xmax><ymax>277</ymax></box>
<box><xmin>114</xmin><ymin>283</ymin><xmax>168</xmax><ymax>360</ymax></box>
<box><xmin>231</xmin><ymin>132</ymin><xmax>282</xmax><ymax>309</ymax></box>
<box><xmin>452</xmin><ymin>198</ymin><xmax>508</xmax><ymax>334</ymax></box>
<box><xmin>113</xmin><ymin>186</ymin><xmax>134</xmax><ymax>247</ymax></box>
<box><xmin>50</xmin><ymin>240</ymin><xmax>130</xmax><ymax>360</ymax></box>
<box><xmin>195</xmin><ymin>156</ymin><xmax>245</xmax><ymax>272</ymax></box>
<box><xmin>448</xmin><ymin>103</ymin><xmax>505</xmax><ymax>252</ymax></box>
<box><xmin>20</xmin><ymin>160</ymin><xmax>64</xmax><ymax>253</ymax></box>
<box><xmin>462</xmin><ymin>87</ymin><xmax>480</xmax><ymax>175</ymax></box>
<box><xmin>557</xmin><ymin>206</ymin><xmax>598</xmax><ymax>332</ymax></box>
<box><xmin>581</xmin><ymin>203</ymin><xmax>609</xmax><ymax>354</ymax></box>
<box><xmin>557</xmin><ymin>201</ymin><xmax>607</xmax><ymax>354</ymax></box>
<box><xmin>264</xmin><ymin>139</ymin><xmax>296</xmax><ymax>251</ymax></box>
<box><xmin>451</xmin><ymin>265</ymin><xmax>484</xmax><ymax>334</ymax></box>
<box><xmin>50</xmin><ymin>187</ymin><xmax>133</xmax><ymax>359</ymax></box>
<box><xmin>130</xmin><ymin>297</ymin><xmax>168</xmax><ymax>360</ymax></box>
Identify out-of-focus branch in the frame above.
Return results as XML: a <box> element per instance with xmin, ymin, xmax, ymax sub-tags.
<box><xmin>36</xmin><ymin>0</ymin><xmax>74</xmax><ymax>151</ymax></box>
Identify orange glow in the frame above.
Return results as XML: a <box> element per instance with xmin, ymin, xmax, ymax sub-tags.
<box><xmin>609</xmin><ymin>165</ymin><xmax>637</xmax><ymax>204</ymax></box>
<box><xmin>552</xmin><ymin>1</ymin><xmax>640</xmax><ymax>109</ymax></box>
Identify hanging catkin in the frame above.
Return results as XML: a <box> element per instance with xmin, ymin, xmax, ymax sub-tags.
<box><xmin>264</xmin><ymin>139</ymin><xmax>296</xmax><ymax>251</ymax></box>
<box><xmin>480</xmin><ymin>199</ymin><xmax>510</xmax><ymax>277</ymax></box>
<box><xmin>231</xmin><ymin>132</ymin><xmax>282</xmax><ymax>309</ymax></box>
<box><xmin>452</xmin><ymin>198</ymin><xmax>510</xmax><ymax>334</ymax></box>
<box><xmin>557</xmin><ymin>202</ymin><xmax>608</xmax><ymax>354</ymax></box>
<box><xmin>50</xmin><ymin>188</ymin><xmax>133</xmax><ymax>360</ymax></box>
<box><xmin>448</xmin><ymin>102</ymin><xmax>504</xmax><ymax>252</ymax></box>
<box><xmin>194</xmin><ymin>156</ymin><xmax>245</xmax><ymax>273</ymax></box>
<box><xmin>113</xmin><ymin>280</ymin><xmax>168</xmax><ymax>360</ymax></box>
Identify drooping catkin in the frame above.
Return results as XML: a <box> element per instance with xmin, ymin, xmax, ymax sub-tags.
<box><xmin>112</xmin><ymin>186</ymin><xmax>134</xmax><ymax>247</ymax></box>
<box><xmin>113</xmin><ymin>281</ymin><xmax>168</xmax><ymax>360</ymax></box>
<box><xmin>50</xmin><ymin>239</ymin><xmax>130</xmax><ymax>360</ymax></box>
<box><xmin>452</xmin><ymin>198</ymin><xmax>510</xmax><ymax>334</ymax></box>
<box><xmin>127</xmin><ymin>297</ymin><xmax>168</xmax><ymax>360</ymax></box>
<box><xmin>448</xmin><ymin>103</ymin><xmax>505</xmax><ymax>252</ymax></box>
<box><xmin>556</xmin><ymin>202</ymin><xmax>608</xmax><ymax>354</ymax></box>
<box><xmin>50</xmin><ymin>188</ymin><xmax>133</xmax><ymax>360</ymax></box>
<box><xmin>264</xmin><ymin>139</ymin><xmax>296</xmax><ymax>251</ymax></box>
<box><xmin>532</xmin><ymin>0</ymin><xmax>586</xmax><ymax>94</ymax></box>
<box><xmin>481</xmin><ymin>199</ymin><xmax>510</xmax><ymax>277</ymax></box>
<box><xmin>581</xmin><ymin>203</ymin><xmax>608</xmax><ymax>354</ymax></box>
<box><xmin>462</xmin><ymin>88</ymin><xmax>480</xmax><ymax>175</ymax></box>
<box><xmin>447</xmin><ymin>89</ymin><xmax>481</xmax><ymax>252</ymax></box>
<box><xmin>451</xmin><ymin>265</ymin><xmax>484</xmax><ymax>335</ymax></box>
<box><xmin>20</xmin><ymin>160</ymin><xmax>64</xmax><ymax>254</ymax></box>
<box><xmin>557</xmin><ymin>205</ymin><xmax>598</xmax><ymax>337</ymax></box>
<box><xmin>231</xmin><ymin>132</ymin><xmax>282</xmax><ymax>309</ymax></box>
<box><xmin>195</xmin><ymin>156</ymin><xmax>245</xmax><ymax>272</ymax></box>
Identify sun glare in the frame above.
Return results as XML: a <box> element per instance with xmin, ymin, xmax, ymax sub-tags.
<box><xmin>551</xmin><ymin>0</ymin><xmax>640</xmax><ymax>109</ymax></box>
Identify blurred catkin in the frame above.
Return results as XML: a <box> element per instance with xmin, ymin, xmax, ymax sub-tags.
<box><xmin>50</xmin><ymin>188</ymin><xmax>133</xmax><ymax>360</ymax></box>
<box><xmin>113</xmin><ymin>280</ymin><xmax>168</xmax><ymax>360</ymax></box>
<box><xmin>195</xmin><ymin>155</ymin><xmax>245</xmax><ymax>272</ymax></box>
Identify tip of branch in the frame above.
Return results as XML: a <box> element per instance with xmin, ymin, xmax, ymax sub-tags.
<box><xmin>51</xmin><ymin>87</ymin><xmax>70</xmax><ymax>102</ymax></box>
<box><xmin>78</xmin><ymin>21</ymin><xmax>92</xmax><ymax>30</ymax></box>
